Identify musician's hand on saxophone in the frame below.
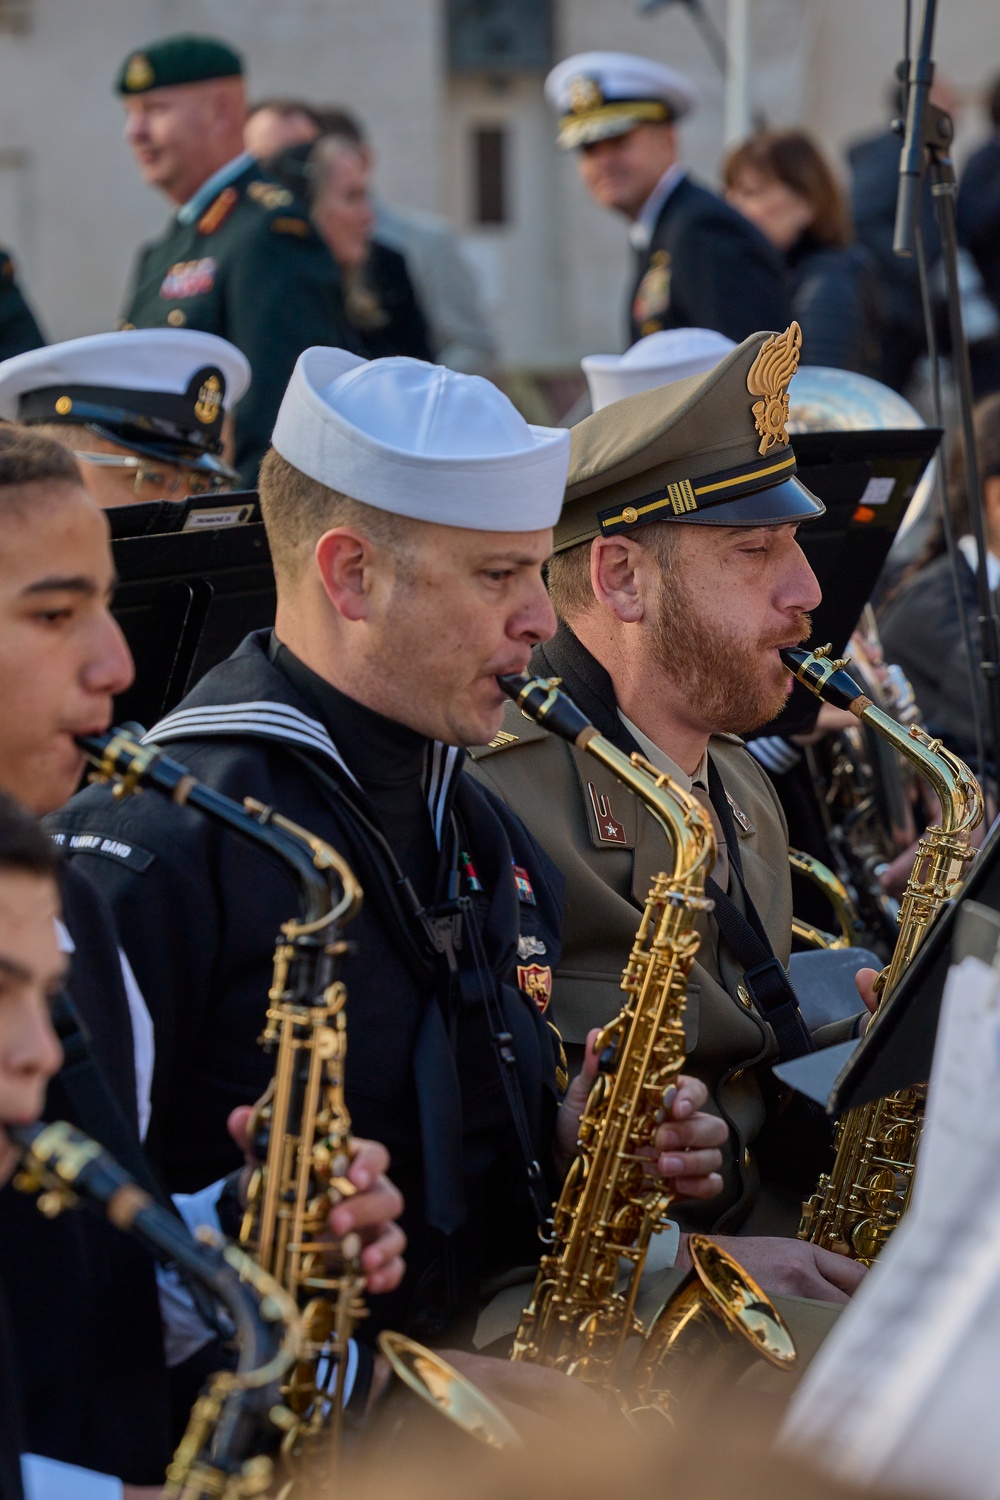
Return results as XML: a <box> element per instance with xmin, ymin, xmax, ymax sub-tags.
<box><xmin>555</xmin><ymin>1028</ymin><xmax>727</xmax><ymax>1200</ymax></box>
<box><xmin>854</xmin><ymin>968</ymin><xmax>880</xmax><ymax>1035</ymax></box>
<box><xmin>227</xmin><ymin>1105</ymin><xmax>407</xmax><ymax>1294</ymax></box>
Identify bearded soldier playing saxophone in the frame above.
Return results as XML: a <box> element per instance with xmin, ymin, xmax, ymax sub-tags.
<box><xmin>469</xmin><ymin>326</ymin><xmax>877</xmax><ymax>1311</ymax></box>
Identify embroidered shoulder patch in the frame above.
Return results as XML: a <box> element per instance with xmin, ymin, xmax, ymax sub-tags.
<box><xmin>197</xmin><ymin>186</ymin><xmax>239</xmax><ymax>236</ymax></box>
<box><xmin>49</xmin><ymin>830</ymin><xmax>155</xmax><ymax>872</ymax></box>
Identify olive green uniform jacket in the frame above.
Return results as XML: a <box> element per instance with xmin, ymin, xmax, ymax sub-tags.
<box><xmin>469</xmin><ymin>626</ymin><xmax>856</xmax><ymax>1240</ymax></box>
<box><xmin>121</xmin><ymin>160</ymin><xmax>356</xmax><ymax>485</ymax></box>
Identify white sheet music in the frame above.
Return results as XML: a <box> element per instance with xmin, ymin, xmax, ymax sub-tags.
<box><xmin>781</xmin><ymin>954</ymin><xmax>1000</xmax><ymax>1499</ymax></box>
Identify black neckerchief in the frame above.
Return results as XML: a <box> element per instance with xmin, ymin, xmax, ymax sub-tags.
<box><xmin>268</xmin><ymin>639</ymin><xmax>551</xmax><ymax>1232</ymax></box>
<box><xmin>533</xmin><ymin>626</ymin><xmax>813</xmax><ymax>1060</ymax></box>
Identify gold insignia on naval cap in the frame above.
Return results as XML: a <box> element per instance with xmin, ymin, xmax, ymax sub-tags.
<box><xmin>746</xmin><ymin>320</ymin><xmax>802</xmax><ymax>456</ymax></box>
<box><xmin>124</xmin><ymin>53</ymin><xmax>155</xmax><ymax>92</ymax></box>
<box><xmin>568</xmin><ymin>74</ymin><xmax>604</xmax><ymax>114</ymax></box>
<box><xmin>54</xmin><ymin>396</ymin><xmax>73</xmax><ymax>415</ymax></box>
<box><xmin>194</xmin><ymin>373</ymin><xmax>223</xmax><ymax>425</ymax></box>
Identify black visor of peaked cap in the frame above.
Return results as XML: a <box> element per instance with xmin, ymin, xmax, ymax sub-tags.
<box><xmin>17</xmin><ymin>366</ymin><xmax>228</xmax><ymax>447</ymax></box>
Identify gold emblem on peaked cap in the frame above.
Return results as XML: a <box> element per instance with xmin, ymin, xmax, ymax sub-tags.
<box><xmin>568</xmin><ymin>74</ymin><xmax>604</xmax><ymax>114</ymax></box>
<box><xmin>746</xmin><ymin>320</ymin><xmax>802</xmax><ymax>456</ymax></box>
<box><xmin>194</xmin><ymin>373</ymin><xmax>223</xmax><ymax>425</ymax></box>
<box><xmin>124</xmin><ymin>53</ymin><xmax>155</xmax><ymax>92</ymax></box>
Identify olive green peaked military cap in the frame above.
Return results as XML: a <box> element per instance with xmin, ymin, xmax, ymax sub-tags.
<box><xmin>555</xmin><ymin>320</ymin><xmax>825</xmax><ymax>553</ymax></box>
<box><xmin>115</xmin><ymin>35</ymin><xmax>243</xmax><ymax>95</ymax></box>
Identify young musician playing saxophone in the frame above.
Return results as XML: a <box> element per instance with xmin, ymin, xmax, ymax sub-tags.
<box><xmin>51</xmin><ymin>351</ymin><xmax>728</xmax><ymax>1398</ymax></box>
<box><xmin>0</xmin><ymin>430</ymin><xmax>405</xmax><ymax>1497</ymax></box>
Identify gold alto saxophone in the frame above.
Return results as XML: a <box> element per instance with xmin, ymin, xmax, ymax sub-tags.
<box><xmin>78</xmin><ymin>727</ymin><xmax>518</xmax><ymax>1469</ymax></box>
<box><xmin>782</xmin><ymin>647</ymin><xmax>984</xmax><ymax>1263</ymax></box>
<box><xmin>499</xmin><ymin>676</ymin><xmax>796</xmax><ymax>1408</ymax></box>
<box><xmin>11</xmin><ymin>1119</ymin><xmax>300</xmax><ymax>1500</ymax></box>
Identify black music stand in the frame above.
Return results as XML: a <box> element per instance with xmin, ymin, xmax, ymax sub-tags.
<box><xmin>110</xmin><ymin>492</ymin><xmax>276</xmax><ymax>729</ymax></box>
<box><xmin>762</xmin><ymin>426</ymin><xmax>941</xmax><ymax>736</ymax></box>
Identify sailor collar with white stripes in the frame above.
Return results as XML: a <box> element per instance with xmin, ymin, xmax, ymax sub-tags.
<box><xmin>144</xmin><ymin>659</ymin><xmax>465</xmax><ymax>851</ymax></box>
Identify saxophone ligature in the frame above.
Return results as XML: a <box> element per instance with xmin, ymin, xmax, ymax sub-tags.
<box><xmin>781</xmin><ymin>646</ymin><xmax>984</xmax><ymax>1263</ymax></box>
<box><xmin>78</xmin><ymin>726</ymin><xmax>519</xmax><ymax>1468</ymax></box>
<box><xmin>12</xmin><ymin>1118</ymin><xmax>300</xmax><ymax>1500</ymax></box>
<box><xmin>498</xmin><ymin>675</ymin><xmax>796</xmax><ymax>1410</ymax></box>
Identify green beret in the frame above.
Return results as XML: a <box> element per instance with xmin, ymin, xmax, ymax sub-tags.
<box><xmin>555</xmin><ymin>321</ymin><xmax>825</xmax><ymax>552</ymax></box>
<box><xmin>115</xmin><ymin>34</ymin><xmax>243</xmax><ymax>95</ymax></box>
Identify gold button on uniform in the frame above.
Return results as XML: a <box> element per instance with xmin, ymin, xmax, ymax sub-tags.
<box><xmin>167</xmin><ymin>308</ymin><xmax>187</xmax><ymax>326</ymax></box>
<box><xmin>737</xmin><ymin>984</ymin><xmax>752</xmax><ymax>1009</ymax></box>
<box><xmin>743</xmin><ymin>1147</ymin><xmax>752</xmax><ymax>1169</ymax></box>
<box><xmin>621</xmin><ymin>506</ymin><xmax>639</xmax><ymax>524</ymax></box>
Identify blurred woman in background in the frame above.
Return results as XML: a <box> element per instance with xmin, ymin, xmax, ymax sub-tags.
<box><xmin>269</xmin><ymin>134</ymin><xmax>434</xmax><ymax>363</ymax></box>
<box><xmin>723</xmin><ymin>130</ymin><xmax>882</xmax><ymax>375</ymax></box>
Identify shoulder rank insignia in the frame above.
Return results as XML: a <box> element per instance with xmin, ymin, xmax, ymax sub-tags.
<box><xmin>271</xmin><ymin>216</ymin><xmax>311</xmax><ymax>238</ymax></box>
<box><xmin>588</xmin><ymin>782</ymin><xmax>627</xmax><ymax>845</ymax></box>
<box><xmin>746</xmin><ymin>320</ymin><xmax>802</xmax><ymax>455</ymax></box>
<box><xmin>247</xmin><ymin>181</ymin><xmax>294</xmax><ymax>210</ymax></box>
<box><xmin>159</xmin><ymin>257</ymin><xmax>217</xmax><ymax>300</ymax></box>
<box><xmin>512</xmin><ymin>862</ymin><xmax>536</xmax><ymax>906</ymax></box>
<box><xmin>488</xmin><ymin>729</ymin><xmax>519</xmax><ymax>749</ymax></box>
<box><xmin>197</xmin><ymin>186</ymin><xmax>239</xmax><ymax>237</ymax></box>
<box><xmin>632</xmin><ymin>249</ymin><xmax>671</xmax><ymax>334</ymax></box>
<box><xmin>517</xmin><ymin>963</ymin><xmax>553</xmax><ymax>1014</ymax></box>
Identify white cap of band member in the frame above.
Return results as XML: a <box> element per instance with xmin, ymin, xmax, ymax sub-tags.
<box><xmin>582</xmin><ymin>328</ymin><xmax>737</xmax><ymax>411</ymax></box>
<box><xmin>545</xmin><ymin>51</ymin><xmax>698</xmax><ymax>150</ymax></box>
<box><xmin>271</xmin><ymin>347</ymin><xmax>570</xmax><ymax>531</ymax></box>
<box><xmin>0</xmin><ymin>329</ymin><xmax>251</xmax><ymax>421</ymax></box>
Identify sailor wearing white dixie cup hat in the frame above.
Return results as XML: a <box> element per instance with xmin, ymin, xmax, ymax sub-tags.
<box><xmin>0</xmin><ymin>328</ymin><xmax>250</xmax><ymax>507</ymax></box>
<box><xmin>546</xmin><ymin>50</ymin><xmax>791</xmax><ymax>348</ymax></box>
<box><xmin>582</xmin><ymin>327</ymin><xmax>737</xmax><ymax>412</ymax></box>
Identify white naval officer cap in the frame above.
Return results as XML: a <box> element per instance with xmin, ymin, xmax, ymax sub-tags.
<box><xmin>582</xmin><ymin>328</ymin><xmax>737</xmax><ymax>411</ymax></box>
<box><xmin>0</xmin><ymin>328</ymin><xmax>250</xmax><ymax>478</ymax></box>
<box><xmin>271</xmin><ymin>347</ymin><xmax>570</xmax><ymax>531</ymax></box>
<box><xmin>545</xmin><ymin>51</ymin><xmax>698</xmax><ymax>150</ymax></box>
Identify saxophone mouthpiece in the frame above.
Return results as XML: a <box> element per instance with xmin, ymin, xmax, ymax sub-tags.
<box><xmin>780</xmin><ymin>646</ymin><xmax>865</xmax><ymax>714</ymax></box>
<box><xmin>497</xmin><ymin>674</ymin><xmax>594</xmax><ymax>748</ymax></box>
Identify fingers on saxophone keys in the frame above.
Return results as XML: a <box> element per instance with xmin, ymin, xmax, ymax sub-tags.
<box><xmin>328</xmin><ymin>1176</ymin><xmax>404</xmax><ymax>1239</ymax></box>
<box><xmin>657</xmin><ymin>1147</ymin><xmax>723</xmax><ymax>1178</ymax></box>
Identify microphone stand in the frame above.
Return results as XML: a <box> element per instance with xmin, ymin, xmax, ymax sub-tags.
<box><xmin>893</xmin><ymin>0</ymin><xmax>1000</xmax><ymax>773</ymax></box>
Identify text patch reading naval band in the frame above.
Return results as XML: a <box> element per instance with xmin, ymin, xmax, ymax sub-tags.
<box><xmin>49</xmin><ymin>830</ymin><xmax>155</xmax><ymax>873</ymax></box>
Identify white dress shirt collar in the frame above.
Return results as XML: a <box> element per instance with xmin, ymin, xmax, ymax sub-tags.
<box><xmin>628</xmin><ymin>162</ymin><xmax>687</xmax><ymax>252</ymax></box>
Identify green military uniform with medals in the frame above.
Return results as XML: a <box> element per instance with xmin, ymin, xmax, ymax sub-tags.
<box><xmin>116</xmin><ymin>38</ymin><xmax>356</xmax><ymax>486</ymax></box>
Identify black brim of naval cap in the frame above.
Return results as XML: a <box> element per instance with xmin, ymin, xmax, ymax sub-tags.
<box><xmin>671</xmin><ymin>473</ymin><xmax>826</xmax><ymax>527</ymax></box>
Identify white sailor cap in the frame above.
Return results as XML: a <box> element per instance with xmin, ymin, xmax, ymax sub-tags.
<box><xmin>582</xmin><ymin>328</ymin><xmax>737</xmax><ymax>411</ymax></box>
<box><xmin>271</xmin><ymin>348</ymin><xmax>570</xmax><ymax>532</ymax></box>
<box><xmin>0</xmin><ymin>329</ymin><xmax>250</xmax><ymax>479</ymax></box>
<box><xmin>545</xmin><ymin>52</ymin><xmax>698</xmax><ymax>150</ymax></box>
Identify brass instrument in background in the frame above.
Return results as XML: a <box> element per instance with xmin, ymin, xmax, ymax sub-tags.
<box><xmin>79</xmin><ymin>727</ymin><xmax>518</xmax><ymax>1474</ymax></box>
<box><xmin>789</xmin><ymin>847</ymin><xmax>864</xmax><ymax>950</ymax></box>
<box><xmin>12</xmin><ymin>1119</ymin><xmax>300</xmax><ymax>1500</ymax></box>
<box><xmin>499</xmin><ymin>675</ymin><xmax>796</xmax><ymax>1409</ymax></box>
<box><xmin>782</xmin><ymin>647</ymin><xmax>983</xmax><ymax>1263</ymax></box>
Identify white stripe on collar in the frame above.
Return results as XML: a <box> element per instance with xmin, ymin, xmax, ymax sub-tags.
<box><xmin>144</xmin><ymin>700</ymin><xmax>465</xmax><ymax>850</ymax></box>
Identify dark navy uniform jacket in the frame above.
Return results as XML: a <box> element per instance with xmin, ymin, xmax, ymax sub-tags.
<box><xmin>50</xmin><ymin>633</ymin><xmax>565</xmax><ymax>1340</ymax></box>
<box><xmin>628</xmin><ymin>175</ymin><xmax>790</xmax><ymax>346</ymax></box>
<box><xmin>0</xmin><ymin>248</ymin><xmax>43</xmax><ymax>362</ymax></box>
<box><xmin>121</xmin><ymin>160</ymin><xmax>356</xmax><ymax>485</ymax></box>
<box><xmin>0</xmin><ymin>868</ymin><xmax>170</xmax><ymax>1485</ymax></box>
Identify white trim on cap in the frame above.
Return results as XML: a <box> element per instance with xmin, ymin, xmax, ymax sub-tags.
<box><xmin>271</xmin><ymin>347</ymin><xmax>570</xmax><ymax>532</ymax></box>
